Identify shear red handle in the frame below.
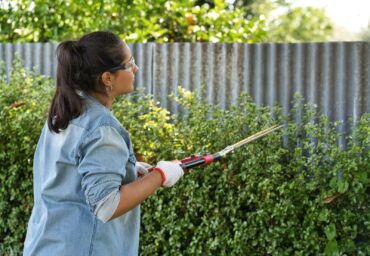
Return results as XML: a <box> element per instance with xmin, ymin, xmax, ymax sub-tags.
<box><xmin>179</xmin><ymin>153</ymin><xmax>222</xmax><ymax>169</ymax></box>
<box><xmin>147</xmin><ymin>153</ymin><xmax>222</xmax><ymax>172</ymax></box>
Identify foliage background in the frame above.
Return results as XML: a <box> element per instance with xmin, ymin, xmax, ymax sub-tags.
<box><xmin>0</xmin><ymin>0</ymin><xmax>333</xmax><ymax>43</ymax></box>
<box><xmin>0</xmin><ymin>60</ymin><xmax>369</xmax><ymax>255</ymax></box>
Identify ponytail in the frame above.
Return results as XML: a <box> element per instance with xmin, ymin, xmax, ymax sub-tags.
<box><xmin>48</xmin><ymin>41</ymin><xmax>84</xmax><ymax>133</ymax></box>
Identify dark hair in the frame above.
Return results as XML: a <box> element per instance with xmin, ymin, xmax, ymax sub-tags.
<box><xmin>48</xmin><ymin>31</ymin><xmax>126</xmax><ymax>133</ymax></box>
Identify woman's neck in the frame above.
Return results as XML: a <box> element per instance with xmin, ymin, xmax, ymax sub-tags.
<box><xmin>88</xmin><ymin>91</ymin><xmax>114</xmax><ymax>109</ymax></box>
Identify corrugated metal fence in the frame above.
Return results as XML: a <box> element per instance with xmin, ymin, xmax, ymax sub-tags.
<box><xmin>1</xmin><ymin>42</ymin><xmax>369</xmax><ymax>128</ymax></box>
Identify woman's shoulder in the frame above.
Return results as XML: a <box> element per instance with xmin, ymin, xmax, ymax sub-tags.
<box><xmin>71</xmin><ymin>99</ymin><xmax>128</xmax><ymax>138</ymax></box>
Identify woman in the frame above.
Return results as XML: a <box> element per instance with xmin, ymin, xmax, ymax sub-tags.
<box><xmin>23</xmin><ymin>31</ymin><xmax>184</xmax><ymax>255</ymax></box>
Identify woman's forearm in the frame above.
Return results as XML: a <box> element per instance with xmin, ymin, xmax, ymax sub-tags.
<box><xmin>109</xmin><ymin>170</ymin><xmax>162</xmax><ymax>221</ymax></box>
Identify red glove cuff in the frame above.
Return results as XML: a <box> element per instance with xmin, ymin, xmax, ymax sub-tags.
<box><xmin>153</xmin><ymin>167</ymin><xmax>166</xmax><ymax>186</ymax></box>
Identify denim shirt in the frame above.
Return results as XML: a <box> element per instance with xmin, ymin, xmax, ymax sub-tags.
<box><xmin>23</xmin><ymin>95</ymin><xmax>140</xmax><ymax>256</ymax></box>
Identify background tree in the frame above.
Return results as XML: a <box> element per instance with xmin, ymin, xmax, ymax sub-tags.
<box><xmin>0</xmin><ymin>0</ymin><xmax>266</xmax><ymax>42</ymax></box>
<box><xmin>198</xmin><ymin>0</ymin><xmax>334</xmax><ymax>42</ymax></box>
<box><xmin>0</xmin><ymin>0</ymin><xmax>333</xmax><ymax>43</ymax></box>
<box><xmin>233</xmin><ymin>0</ymin><xmax>290</xmax><ymax>16</ymax></box>
<box><xmin>265</xmin><ymin>6</ymin><xmax>333</xmax><ymax>42</ymax></box>
<box><xmin>0</xmin><ymin>0</ymin><xmax>137</xmax><ymax>42</ymax></box>
<box><xmin>359</xmin><ymin>21</ymin><xmax>370</xmax><ymax>41</ymax></box>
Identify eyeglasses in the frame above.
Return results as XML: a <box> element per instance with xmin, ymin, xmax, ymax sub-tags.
<box><xmin>106</xmin><ymin>57</ymin><xmax>137</xmax><ymax>73</ymax></box>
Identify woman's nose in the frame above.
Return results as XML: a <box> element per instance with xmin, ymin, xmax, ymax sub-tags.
<box><xmin>133</xmin><ymin>64</ymin><xmax>139</xmax><ymax>73</ymax></box>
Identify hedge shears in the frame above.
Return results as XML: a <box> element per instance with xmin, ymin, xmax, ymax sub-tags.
<box><xmin>147</xmin><ymin>124</ymin><xmax>283</xmax><ymax>172</ymax></box>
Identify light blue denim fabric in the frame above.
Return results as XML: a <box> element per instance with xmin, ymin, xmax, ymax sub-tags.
<box><xmin>23</xmin><ymin>94</ymin><xmax>139</xmax><ymax>256</ymax></box>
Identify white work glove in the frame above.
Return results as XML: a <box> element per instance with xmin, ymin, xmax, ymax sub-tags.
<box><xmin>135</xmin><ymin>161</ymin><xmax>152</xmax><ymax>177</ymax></box>
<box><xmin>154</xmin><ymin>161</ymin><xmax>184</xmax><ymax>187</ymax></box>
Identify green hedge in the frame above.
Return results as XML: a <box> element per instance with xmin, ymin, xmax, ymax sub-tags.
<box><xmin>0</xmin><ymin>60</ymin><xmax>369</xmax><ymax>255</ymax></box>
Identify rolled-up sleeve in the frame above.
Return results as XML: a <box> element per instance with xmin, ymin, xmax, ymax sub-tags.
<box><xmin>78</xmin><ymin>126</ymin><xmax>129</xmax><ymax>212</ymax></box>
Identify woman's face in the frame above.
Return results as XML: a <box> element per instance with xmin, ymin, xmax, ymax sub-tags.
<box><xmin>110</xmin><ymin>43</ymin><xmax>139</xmax><ymax>96</ymax></box>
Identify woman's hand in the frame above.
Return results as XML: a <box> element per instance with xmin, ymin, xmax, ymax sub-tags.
<box><xmin>153</xmin><ymin>161</ymin><xmax>184</xmax><ymax>187</ymax></box>
<box><xmin>135</xmin><ymin>161</ymin><xmax>152</xmax><ymax>177</ymax></box>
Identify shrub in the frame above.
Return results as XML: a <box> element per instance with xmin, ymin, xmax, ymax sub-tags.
<box><xmin>114</xmin><ymin>88</ymin><xmax>369</xmax><ymax>255</ymax></box>
<box><xmin>0</xmin><ymin>59</ymin><xmax>53</xmax><ymax>254</ymax></box>
<box><xmin>0</xmin><ymin>60</ymin><xmax>369</xmax><ymax>255</ymax></box>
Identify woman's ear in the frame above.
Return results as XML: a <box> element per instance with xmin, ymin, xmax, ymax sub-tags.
<box><xmin>101</xmin><ymin>71</ymin><xmax>114</xmax><ymax>86</ymax></box>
